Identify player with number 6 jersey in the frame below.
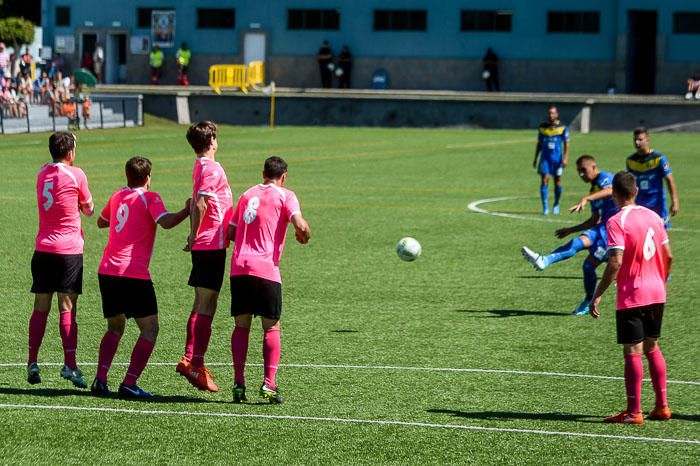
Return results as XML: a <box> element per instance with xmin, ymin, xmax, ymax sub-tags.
<box><xmin>93</xmin><ymin>157</ymin><xmax>190</xmax><ymax>399</ymax></box>
<box><xmin>28</xmin><ymin>132</ymin><xmax>94</xmax><ymax>389</ymax></box>
<box><xmin>591</xmin><ymin>172</ymin><xmax>673</xmax><ymax>425</ymax></box>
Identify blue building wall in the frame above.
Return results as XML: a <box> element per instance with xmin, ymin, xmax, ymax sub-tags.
<box><xmin>40</xmin><ymin>0</ymin><xmax>700</xmax><ymax>92</ymax></box>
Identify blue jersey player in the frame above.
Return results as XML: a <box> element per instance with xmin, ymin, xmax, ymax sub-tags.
<box><xmin>533</xmin><ymin>106</ymin><xmax>570</xmax><ymax>215</ymax></box>
<box><xmin>627</xmin><ymin>127</ymin><xmax>679</xmax><ymax>227</ymax></box>
<box><xmin>522</xmin><ymin>155</ymin><xmax>618</xmax><ymax>315</ymax></box>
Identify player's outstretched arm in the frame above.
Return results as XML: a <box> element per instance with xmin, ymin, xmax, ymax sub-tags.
<box><xmin>555</xmin><ymin>214</ymin><xmax>597</xmax><ymax>238</ymax></box>
<box><xmin>662</xmin><ymin>242</ymin><xmax>673</xmax><ymax>280</ymax></box>
<box><xmin>569</xmin><ymin>187</ymin><xmax>612</xmax><ymax>213</ymax></box>
<box><xmin>665</xmin><ymin>173</ymin><xmax>679</xmax><ymax>216</ymax></box>
<box><xmin>291</xmin><ymin>213</ymin><xmax>311</xmax><ymax>244</ymax></box>
<box><xmin>590</xmin><ymin>250</ymin><xmax>622</xmax><ymax>319</ymax></box>
<box><xmin>158</xmin><ymin>198</ymin><xmax>191</xmax><ymax>230</ymax></box>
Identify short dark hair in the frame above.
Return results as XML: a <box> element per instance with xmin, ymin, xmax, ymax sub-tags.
<box><xmin>186</xmin><ymin>121</ymin><xmax>217</xmax><ymax>154</ymax></box>
<box><xmin>125</xmin><ymin>156</ymin><xmax>152</xmax><ymax>187</ymax></box>
<box><xmin>576</xmin><ymin>154</ymin><xmax>596</xmax><ymax>165</ymax></box>
<box><xmin>548</xmin><ymin>105</ymin><xmax>558</xmax><ymax>111</ymax></box>
<box><xmin>48</xmin><ymin>132</ymin><xmax>76</xmax><ymax>160</ymax></box>
<box><xmin>612</xmin><ymin>171</ymin><xmax>637</xmax><ymax>200</ymax></box>
<box><xmin>263</xmin><ymin>156</ymin><xmax>288</xmax><ymax>180</ymax></box>
<box><xmin>633</xmin><ymin>126</ymin><xmax>648</xmax><ymax>137</ymax></box>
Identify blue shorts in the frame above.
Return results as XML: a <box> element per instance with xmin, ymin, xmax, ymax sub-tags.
<box><xmin>537</xmin><ymin>158</ymin><xmax>563</xmax><ymax>177</ymax></box>
<box><xmin>582</xmin><ymin>223</ymin><xmax>608</xmax><ymax>261</ymax></box>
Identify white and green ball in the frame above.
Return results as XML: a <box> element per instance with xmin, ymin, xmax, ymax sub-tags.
<box><xmin>396</xmin><ymin>237</ymin><xmax>421</xmax><ymax>262</ymax></box>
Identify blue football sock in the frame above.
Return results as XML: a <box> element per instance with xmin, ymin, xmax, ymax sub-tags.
<box><xmin>554</xmin><ymin>185</ymin><xmax>563</xmax><ymax>207</ymax></box>
<box><xmin>540</xmin><ymin>185</ymin><xmax>549</xmax><ymax>212</ymax></box>
<box><xmin>545</xmin><ymin>237</ymin><xmax>585</xmax><ymax>265</ymax></box>
<box><xmin>582</xmin><ymin>260</ymin><xmax>598</xmax><ymax>300</ymax></box>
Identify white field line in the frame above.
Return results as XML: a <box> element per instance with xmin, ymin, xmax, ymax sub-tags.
<box><xmin>1</xmin><ymin>362</ymin><xmax>698</xmax><ymax>386</ymax></box>
<box><xmin>0</xmin><ymin>403</ymin><xmax>697</xmax><ymax>446</ymax></box>
<box><xmin>467</xmin><ymin>196</ymin><xmax>700</xmax><ymax>233</ymax></box>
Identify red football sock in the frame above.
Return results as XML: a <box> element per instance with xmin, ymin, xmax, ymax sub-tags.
<box><xmin>27</xmin><ymin>310</ymin><xmax>49</xmax><ymax>365</ymax></box>
<box><xmin>96</xmin><ymin>331</ymin><xmax>121</xmax><ymax>383</ymax></box>
<box><xmin>123</xmin><ymin>337</ymin><xmax>155</xmax><ymax>387</ymax></box>
<box><xmin>191</xmin><ymin>314</ymin><xmax>213</xmax><ymax>367</ymax></box>
<box><xmin>624</xmin><ymin>353</ymin><xmax>643</xmax><ymax>414</ymax></box>
<box><xmin>263</xmin><ymin>328</ymin><xmax>281</xmax><ymax>388</ymax></box>
<box><xmin>231</xmin><ymin>326</ymin><xmax>250</xmax><ymax>385</ymax></box>
<box><xmin>184</xmin><ymin>310</ymin><xmax>197</xmax><ymax>361</ymax></box>
<box><xmin>59</xmin><ymin>310</ymin><xmax>78</xmax><ymax>369</ymax></box>
<box><xmin>646</xmin><ymin>348</ymin><xmax>668</xmax><ymax>408</ymax></box>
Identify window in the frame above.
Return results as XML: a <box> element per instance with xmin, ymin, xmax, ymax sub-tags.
<box><xmin>674</xmin><ymin>12</ymin><xmax>700</xmax><ymax>34</ymax></box>
<box><xmin>288</xmin><ymin>9</ymin><xmax>340</xmax><ymax>30</ymax></box>
<box><xmin>374</xmin><ymin>10</ymin><xmax>427</xmax><ymax>31</ymax></box>
<box><xmin>197</xmin><ymin>8</ymin><xmax>235</xmax><ymax>29</ymax></box>
<box><xmin>461</xmin><ymin>10</ymin><xmax>512</xmax><ymax>32</ymax></box>
<box><xmin>56</xmin><ymin>6</ymin><xmax>70</xmax><ymax>27</ymax></box>
<box><xmin>547</xmin><ymin>11</ymin><xmax>600</xmax><ymax>33</ymax></box>
<box><xmin>137</xmin><ymin>8</ymin><xmax>174</xmax><ymax>29</ymax></box>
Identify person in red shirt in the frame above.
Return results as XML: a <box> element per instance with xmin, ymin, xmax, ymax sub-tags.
<box><xmin>591</xmin><ymin>171</ymin><xmax>673</xmax><ymax>424</ymax></box>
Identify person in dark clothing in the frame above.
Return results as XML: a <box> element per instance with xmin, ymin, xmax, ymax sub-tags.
<box><xmin>337</xmin><ymin>46</ymin><xmax>352</xmax><ymax>89</ymax></box>
<box><xmin>317</xmin><ymin>41</ymin><xmax>333</xmax><ymax>88</ymax></box>
<box><xmin>482</xmin><ymin>47</ymin><xmax>500</xmax><ymax>92</ymax></box>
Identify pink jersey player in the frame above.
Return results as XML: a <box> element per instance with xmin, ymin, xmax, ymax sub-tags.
<box><xmin>35</xmin><ymin>162</ymin><xmax>93</xmax><ymax>254</ymax></box>
<box><xmin>230</xmin><ymin>183</ymin><xmax>301</xmax><ymax>283</ymax></box>
<box><xmin>98</xmin><ymin>187</ymin><xmax>169</xmax><ymax>280</ymax></box>
<box><xmin>606</xmin><ymin>205</ymin><xmax>669</xmax><ymax>310</ymax></box>
<box><xmin>191</xmin><ymin>156</ymin><xmax>233</xmax><ymax>250</ymax></box>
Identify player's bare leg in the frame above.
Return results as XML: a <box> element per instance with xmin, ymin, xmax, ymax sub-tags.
<box><xmin>605</xmin><ymin>342</ymin><xmax>644</xmax><ymax>424</ymax></box>
<box><xmin>27</xmin><ymin>293</ymin><xmax>52</xmax><ymax>384</ymax></box>
<box><xmin>231</xmin><ymin>314</ymin><xmax>253</xmax><ymax>402</ymax></box>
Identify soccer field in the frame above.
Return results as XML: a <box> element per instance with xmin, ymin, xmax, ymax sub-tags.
<box><xmin>1</xmin><ymin>117</ymin><xmax>698</xmax><ymax>464</ymax></box>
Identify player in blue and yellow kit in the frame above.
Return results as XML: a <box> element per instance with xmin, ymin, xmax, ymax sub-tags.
<box><xmin>627</xmin><ymin>127</ymin><xmax>679</xmax><ymax>227</ymax></box>
<box><xmin>522</xmin><ymin>155</ymin><xmax>618</xmax><ymax>315</ymax></box>
<box><xmin>533</xmin><ymin>106</ymin><xmax>570</xmax><ymax>215</ymax></box>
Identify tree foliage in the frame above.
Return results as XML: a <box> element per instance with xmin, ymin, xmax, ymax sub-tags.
<box><xmin>0</xmin><ymin>17</ymin><xmax>35</xmax><ymax>52</ymax></box>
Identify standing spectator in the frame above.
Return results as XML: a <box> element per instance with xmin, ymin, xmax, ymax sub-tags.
<box><xmin>10</xmin><ymin>53</ymin><xmax>21</xmax><ymax>80</ymax></box>
<box><xmin>81</xmin><ymin>52</ymin><xmax>94</xmax><ymax>74</ymax></box>
<box><xmin>337</xmin><ymin>45</ymin><xmax>352</xmax><ymax>89</ymax></box>
<box><xmin>590</xmin><ymin>172</ymin><xmax>673</xmax><ymax>424</ymax></box>
<box><xmin>482</xmin><ymin>47</ymin><xmax>500</xmax><ymax>92</ymax></box>
<box><xmin>20</xmin><ymin>48</ymin><xmax>33</xmax><ymax>78</ymax></box>
<box><xmin>52</xmin><ymin>53</ymin><xmax>65</xmax><ymax>75</ymax></box>
<box><xmin>81</xmin><ymin>95</ymin><xmax>92</xmax><ymax>129</ymax></box>
<box><xmin>93</xmin><ymin>43</ymin><xmax>104</xmax><ymax>83</ymax></box>
<box><xmin>317</xmin><ymin>40</ymin><xmax>333</xmax><ymax>88</ymax></box>
<box><xmin>176</xmin><ymin>42</ymin><xmax>191</xmax><ymax>86</ymax></box>
<box><xmin>685</xmin><ymin>71</ymin><xmax>700</xmax><ymax>100</ymax></box>
<box><xmin>149</xmin><ymin>45</ymin><xmax>164</xmax><ymax>85</ymax></box>
<box><xmin>0</xmin><ymin>43</ymin><xmax>9</xmax><ymax>78</ymax></box>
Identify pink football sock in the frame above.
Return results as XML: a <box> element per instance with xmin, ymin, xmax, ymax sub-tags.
<box><xmin>646</xmin><ymin>348</ymin><xmax>668</xmax><ymax>408</ymax></box>
<box><xmin>184</xmin><ymin>310</ymin><xmax>197</xmax><ymax>361</ymax></box>
<box><xmin>624</xmin><ymin>353</ymin><xmax>643</xmax><ymax>414</ymax></box>
<box><xmin>191</xmin><ymin>314</ymin><xmax>213</xmax><ymax>367</ymax></box>
<box><xmin>59</xmin><ymin>310</ymin><xmax>78</xmax><ymax>369</ymax></box>
<box><xmin>96</xmin><ymin>331</ymin><xmax>121</xmax><ymax>383</ymax></box>
<box><xmin>123</xmin><ymin>337</ymin><xmax>155</xmax><ymax>387</ymax></box>
<box><xmin>27</xmin><ymin>310</ymin><xmax>49</xmax><ymax>365</ymax></box>
<box><xmin>231</xmin><ymin>326</ymin><xmax>250</xmax><ymax>385</ymax></box>
<box><xmin>263</xmin><ymin>328</ymin><xmax>281</xmax><ymax>388</ymax></box>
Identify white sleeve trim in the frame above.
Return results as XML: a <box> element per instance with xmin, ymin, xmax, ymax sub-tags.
<box><xmin>81</xmin><ymin>197</ymin><xmax>93</xmax><ymax>205</ymax></box>
<box><xmin>661</xmin><ymin>239</ymin><xmax>670</xmax><ymax>245</ymax></box>
<box><xmin>229</xmin><ymin>221</ymin><xmax>237</xmax><ymax>227</ymax></box>
<box><xmin>198</xmin><ymin>191</ymin><xmax>216</xmax><ymax>197</ymax></box>
<box><xmin>289</xmin><ymin>210</ymin><xmax>301</xmax><ymax>220</ymax></box>
<box><xmin>99</xmin><ymin>214</ymin><xmax>109</xmax><ymax>222</ymax></box>
<box><xmin>155</xmin><ymin>211</ymin><xmax>169</xmax><ymax>223</ymax></box>
<box><xmin>608</xmin><ymin>245</ymin><xmax>625</xmax><ymax>251</ymax></box>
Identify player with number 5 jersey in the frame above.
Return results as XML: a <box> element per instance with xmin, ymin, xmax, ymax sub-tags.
<box><xmin>591</xmin><ymin>172</ymin><xmax>672</xmax><ymax>425</ymax></box>
<box><xmin>28</xmin><ymin>132</ymin><xmax>94</xmax><ymax>389</ymax></box>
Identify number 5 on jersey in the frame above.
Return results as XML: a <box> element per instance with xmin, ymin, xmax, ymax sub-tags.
<box><xmin>42</xmin><ymin>181</ymin><xmax>54</xmax><ymax>211</ymax></box>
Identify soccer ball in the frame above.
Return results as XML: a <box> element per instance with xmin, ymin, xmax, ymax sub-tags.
<box><xmin>396</xmin><ymin>237</ymin><xmax>421</xmax><ymax>262</ymax></box>
<box><xmin>482</xmin><ymin>70</ymin><xmax>491</xmax><ymax>80</ymax></box>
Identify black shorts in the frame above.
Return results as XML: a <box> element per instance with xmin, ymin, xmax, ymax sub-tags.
<box><xmin>31</xmin><ymin>251</ymin><xmax>83</xmax><ymax>294</ymax></box>
<box><xmin>230</xmin><ymin>275</ymin><xmax>282</xmax><ymax>320</ymax></box>
<box><xmin>98</xmin><ymin>274</ymin><xmax>158</xmax><ymax>319</ymax></box>
<box><xmin>616</xmin><ymin>303</ymin><xmax>664</xmax><ymax>344</ymax></box>
<box><xmin>188</xmin><ymin>249</ymin><xmax>227</xmax><ymax>292</ymax></box>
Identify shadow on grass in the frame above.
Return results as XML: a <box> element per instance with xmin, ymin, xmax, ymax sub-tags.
<box><xmin>517</xmin><ymin>275</ymin><xmax>581</xmax><ymax>280</ymax></box>
<box><xmin>428</xmin><ymin>408</ymin><xmax>599</xmax><ymax>423</ymax></box>
<box><xmin>331</xmin><ymin>329</ymin><xmax>359</xmax><ymax>333</ymax></box>
<box><xmin>0</xmin><ymin>386</ymin><xmax>228</xmax><ymax>404</ymax></box>
<box><xmin>670</xmin><ymin>413</ymin><xmax>700</xmax><ymax>423</ymax></box>
<box><xmin>456</xmin><ymin>309</ymin><xmax>568</xmax><ymax>318</ymax></box>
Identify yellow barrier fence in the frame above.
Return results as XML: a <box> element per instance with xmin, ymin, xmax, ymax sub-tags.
<box><xmin>208</xmin><ymin>64</ymin><xmax>249</xmax><ymax>94</ymax></box>
<box><xmin>247</xmin><ymin>61</ymin><xmax>265</xmax><ymax>90</ymax></box>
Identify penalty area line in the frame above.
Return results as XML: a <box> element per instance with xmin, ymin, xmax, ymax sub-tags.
<box><xmin>0</xmin><ymin>362</ymin><xmax>697</xmax><ymax>386</ymax></box>
<box><xmin>0</xmin><ymin>403</ymin><xmax>697</xmax><ymax>446</ymax></box>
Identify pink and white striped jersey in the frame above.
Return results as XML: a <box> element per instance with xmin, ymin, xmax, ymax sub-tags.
<box><xmin>230</xmin><ymin>184</ymin><xmax>301</xmax><ymax>283</ymax></box>
<box><xmin>35</xmin><ymin>162</ymin><xmax>92</xmax><ymax>255</ymax></box>
<box><xmin>606</xmin><ymin>205</ymin><xmax>669</xmax><ymax>310</ymax></box>
<box><xmin>191</xmin><ymin>156</ymin><xmax>233</xmax><ymax>250</ymax></box>
<box><xmin>98</xmin><ymin>187</ymin><xmax>169</xmax><ymax>280</ymax></box>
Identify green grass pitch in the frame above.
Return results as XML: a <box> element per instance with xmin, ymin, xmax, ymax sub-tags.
<box><xmin>1</xmin><ymin>116</ymin><xmax>698</xmax><ymax>464</ymax></box>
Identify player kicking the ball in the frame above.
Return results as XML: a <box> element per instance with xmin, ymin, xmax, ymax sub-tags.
<box><xmin>228</xmin><ymin>157</ymin><xmax>311</xmax><ymax>403</ymax></box>
<box><xmin>28</xmin><ymin>132</ymin><xmax>94</xmax><ymax>388</ymax></box>
<box><xmin>591</xmin><ymin>172</ymin><xmax>672</xmax><ymax>424</ymax></box>
<box><xmin>522</xmin><ymin>155</ymin><xmax>618</xmax><ymax>315</ymax></box>
<box><xmin>93</xmin><ymin>157</ymin><xmax>189</xmax><ymax>398</ymax></box>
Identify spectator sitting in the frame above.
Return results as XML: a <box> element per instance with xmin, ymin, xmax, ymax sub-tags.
<box><xmin>1</xmin><ymin>85</ymin><xmax>11</xmax><ymax>116</ymax></box>
<box><xmin>33</xmin><ymin>71</ymin><xmax>49</xmax><ymax>104</ymax></box>
<box><xmin>9</xmin><ymin>53</ymin><xmax>21</xmax><ymax>80</ymax></box>
<box><xmin>685</xmin><ymin>72</ymin><xmax>700</xmax><ymax>100</ymax></box>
